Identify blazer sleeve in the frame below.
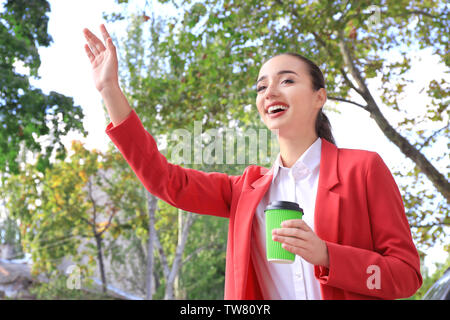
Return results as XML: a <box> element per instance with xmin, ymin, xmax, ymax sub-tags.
<box><xmin>316</xmin><ymin>153</ymin><xmax>423</xmax><ymax>299</ymax></box>
<box><xmin>105</xmin><ymin>110</ymin><xmax>239</xmax><ymax>218</ymax></box>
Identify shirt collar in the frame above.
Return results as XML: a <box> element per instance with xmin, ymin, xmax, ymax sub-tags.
<box><xmin>271</xmin><ymin>138</ymin><xmax>322</xmax><ymax>183</ymax></box>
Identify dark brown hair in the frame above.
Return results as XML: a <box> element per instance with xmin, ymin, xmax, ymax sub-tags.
<box><xmin>271</xmin><ymin>52</ymin><xmax>336</xmax><ymax>145</ymax></box>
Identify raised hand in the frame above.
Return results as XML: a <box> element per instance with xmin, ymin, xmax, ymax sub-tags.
<box><xmin>83</xmin><ymin>24</ymin><xmax>118</xmax><ymax>93</ymax></box>
<box><xmin>83</xmin><ymin>24</ymin><xmax>131</xmax><ymax>126</ymax></box>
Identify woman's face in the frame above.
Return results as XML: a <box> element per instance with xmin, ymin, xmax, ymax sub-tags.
<box><xmin>255</xmin><ymin>55</ymin><xmax>326</xmax><ymax>138</ymax></box>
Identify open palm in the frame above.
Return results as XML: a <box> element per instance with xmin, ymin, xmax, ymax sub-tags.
<box><xmin>83</xmin><ymin>24</ymin><xmax>118</xmax><ymax>93</ymax></box>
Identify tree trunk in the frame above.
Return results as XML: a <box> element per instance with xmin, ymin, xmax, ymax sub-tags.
<box><xmin>144</xmin><ymin>199</ymin><xmax>196</xmax><ymax>300</ymax></box>
<box><xmin>145</xmin><ymin>190</ymin><xmax>158</xmax><ymax>300</ymax></box>
<box><xmin>95</xmin><ymin>234</ymin><xmax>107</xmax><ymax>294</ymax></box>
<box><xmin>164</xmin><ymin>210</ymin><xmax>195</xmax><ymax>300</ymax></box>
<box><xmin>174</xmin><ymin>211</ymin><xmax>186</xmax><ymax>299</ymax></box>
<box><xmin>368</xmin><ymin>105</ymin><xmax>450</xmax><ymax>201</ymax></box>
<box><xmin>336</xmin><ymin>33</ymin><xmax>450</xmax><ymax>202</ymax></box>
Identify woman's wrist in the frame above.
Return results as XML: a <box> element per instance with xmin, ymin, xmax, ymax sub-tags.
<box><xmin>100</xmin><ymin>83</ymin><xmax>133</xmax><ymax>126</ymax></box>
<box><xmin>320</xmin><ymin>239</ymin><xmax>330</xmax><ymax>268</ymax></box>
<box><xmin>99</xmin><ymin>82</ymin><xmax>121</xmax><ymax>98</ymax></box>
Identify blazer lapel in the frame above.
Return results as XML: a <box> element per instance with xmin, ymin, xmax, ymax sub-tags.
<box><xmin>314</xmin><ymin>139</ymin><xmax>341</xmax><ymax>244</ymax></box>
<box><xmin>233</xmin><ymin>165</ymin><xmax>273</xmax><ymax>299</ymax></box>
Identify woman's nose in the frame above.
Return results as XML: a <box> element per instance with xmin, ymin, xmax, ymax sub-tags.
<box><xmin>264</xmin><ymin>82</ymin><xmax>280</xmax><ymax>99</ymax></box>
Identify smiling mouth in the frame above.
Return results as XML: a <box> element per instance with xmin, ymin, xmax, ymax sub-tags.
<box><xmin>266</xmin><ymin>109</ymin><xmax>288</xmax><ymax>119</ymax></box>
<box><xmin>266</xmin><ymin>105</ymin><xmax>289</xmax><ymax>114</ymax></box>
<box><xmin>268</xmin><ymin>109</ymin><xmax>285</xmax><ymax>114</ymax></box>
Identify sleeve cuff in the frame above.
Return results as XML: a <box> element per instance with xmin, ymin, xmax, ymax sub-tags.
<box><xmin>105</xmin><ymin>109</ymin><xmax>152</xmax><ymax>151</ymax></box>
<box><xmin>315</xmin><ymin>241</ymin><xmax>332</xmax><ymax>284</ymax></box>
<box><xmin>105</xmin><ymin>109</ymin><xmax>136</xmax><ymax>133</ymax></box>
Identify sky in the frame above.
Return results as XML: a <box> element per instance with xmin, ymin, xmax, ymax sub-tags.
<box><xmin>6</xmin><ymin>0</ymin><xmax>450</xmax><ymax>276</ymax></box>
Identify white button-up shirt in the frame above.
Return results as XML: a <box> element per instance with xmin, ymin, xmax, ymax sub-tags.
<box><xmin>251</xmin><ymin>138</ymin><xmax>322</xmax><ymax>300</ymax></box>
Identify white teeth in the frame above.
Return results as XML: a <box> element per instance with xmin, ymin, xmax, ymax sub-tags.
<box><xmin>267</xmin><ymin>105</ymin><xmax>289</xmax><ymax>114</ymax></box>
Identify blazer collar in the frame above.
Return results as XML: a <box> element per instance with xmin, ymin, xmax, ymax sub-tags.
<box><xmin>250</xmin><ymin>138</ymin><xmax>339</xmax><ymax>191</ymax></box>
<box><xmin>249</xmin><ymin>138</ymin><xmax>341</xmax><ymax>244</ymax></box>
<box><xmin>319</xmin><ymin>138</ymin><xmax>340</xmax><ymax>190</ymax></box>
<box><xmin>270</xmin><ymin>138</ymin><xmax>322</xmax><ymax>184</ymax></box>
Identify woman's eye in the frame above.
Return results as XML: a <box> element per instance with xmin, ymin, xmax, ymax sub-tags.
<box><xmin>256</xmin><ymin>79</ymin><xmax>294</xmax><ymax>92</ymax></box>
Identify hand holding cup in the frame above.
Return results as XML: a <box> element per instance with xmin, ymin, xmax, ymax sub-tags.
<box><xmin>272</xmin><ymin>218</ymin><xmax>329</xmax><ymax>267</ymax></box>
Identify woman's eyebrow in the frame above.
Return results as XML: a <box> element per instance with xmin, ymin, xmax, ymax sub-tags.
<box><xmin>256</xmin><ymin>70</ymin><xmax>298</xmax><ymax>84</ymax></box>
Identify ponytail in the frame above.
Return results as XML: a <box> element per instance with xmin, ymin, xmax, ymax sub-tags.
<box><xmin>315</xmin><ymin>109</ymin><xmax>335</xmax><ymax>145</ymax></box>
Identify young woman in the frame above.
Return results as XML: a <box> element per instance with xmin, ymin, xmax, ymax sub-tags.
<box><xmin>83</xmin><ymin>24</ymin><xmax>422</xmax><ymax>300</ymax></box>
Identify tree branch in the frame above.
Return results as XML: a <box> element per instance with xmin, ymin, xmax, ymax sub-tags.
<box><xmin>182</xmin><ymin>242</ymin><xmax>217</xmax><ymax>265</ymax></box>
<box><xmin>405</xmin><ymin>9</ymin><xmax>444</xmax><ymax>19</ymax></box>
<box><xmin>338</xmin><ymin>67</ymin><xmax>365</xmax><ymax>96</ymax></box>
<box><xmin>167</xmin><ymin>212</ymin><xmax>196</xmax><ymax>282</ymax></box>
<box><xmin>98</xmin><ymin>206</ymin><xmax>118</xmax><ymax>237</ymax></box>
<box><xmin>86</xmin><ymin>178</ymin><xmax>98</xmax><ymax>225</ymax></box>
<box><xmin>310</xmin><ymin>29</ymin><xmax>365</xmax><ymax>97</ymax></box>
<box><xmin>152</xmin><ymin>222</ymin><xmax>169</xmax><ymax>280</ymax></box>
<box><xmin>327</xmin><ymin>95</ymin><xmax>368</xmax><ymax>109</ymax></box>
<box><xmin>182</xmin><ymin>246</ymin><xmax>206</xmax><ymax>265</ymax></box>
<box><xmin>281</xmin><ymin>0</ymin><xmax>365</xmax><ymax>99</ymax></box>
<box><xmin>337</xmin><ymin>0</ymin><xmax>352</xmax><ymax>24</ymax></box>
<box><xmin>163</xmin><ymin>210</ymin><xmax>197</xmax><ymax>299</ymax></box>
<box><xmin>411</xmin><ymin>222</ymin><xmax>449</xmax><ymax>229</ymax></box>
<box><xmin>336</xmin><ymin>29</ymin><xmax>374</xmax><ymax>103</ymax></box>
<box><xmin>419</xmin><ymin>124</ymin><xmax>449</xmax><ymax>151</ymax></box>
<box><xmin>81</xmin><ymin>217</ymin><xmax>93</xmax><ymax>227</ymax></box>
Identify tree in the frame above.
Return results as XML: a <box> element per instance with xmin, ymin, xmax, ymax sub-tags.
<box><xmin>4</xmin><ymin>141</ymin><xmax>121</xmax><ymax>294</ymax></box>
<box><xmin>108</xmin><ymin>0</ymin><xmax>448</xmax><ymax>252</ymax></box>
<box><xmin>0</xmin><ymin>0</ymin><xmax>86</xmax><ymax>174</ymax></box>
<box><xmin>179</xmin><ymin>213</ymin><xmax>228</xmax><ymax>299</ymax></box>
<box><xmin>0</xmin><ymin>210</ymin><xmax>23</xmax><ymax>259</ymax></box>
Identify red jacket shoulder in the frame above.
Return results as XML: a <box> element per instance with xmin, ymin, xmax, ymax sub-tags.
<box><xmin>337</xmin><ymin>147</ymin><xmax>386</xmax><ymax>173</ymax></box>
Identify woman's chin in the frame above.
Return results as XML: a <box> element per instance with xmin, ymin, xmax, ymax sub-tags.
<box><xmin>265</xmin><ymin>119</ymin><xmax>288</xmax><ymax>132</ymax></box>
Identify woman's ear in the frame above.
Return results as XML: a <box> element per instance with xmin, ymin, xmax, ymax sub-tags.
<box><xmin>315</xmin><ymin>88</ymin><xmax>327</xmax><ymax>109</ymax></box>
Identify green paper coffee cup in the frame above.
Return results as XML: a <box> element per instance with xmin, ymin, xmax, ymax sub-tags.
<box><xmin>265</xmin><ymin>201</ymin><xmax>303</xmax><ymax>264</ymax></box>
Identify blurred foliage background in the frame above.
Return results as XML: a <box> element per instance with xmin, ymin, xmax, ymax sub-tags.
<box><xmin>0</xmin><ymin>0</ymin><xmax>448</xmax><ymax>300</ymax></box>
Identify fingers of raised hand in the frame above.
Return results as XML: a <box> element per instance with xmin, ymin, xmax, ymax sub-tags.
<box><xmin>84</xmin><ymin>44</ymin><xmax>95</xmax><ymax>63</ymax></box>
<box><xmin>100</xmin><ymin>24</ymin><xmax>111</xmax><ymax>44</ymax></box>
<box><xmin>83</xmin><ymin>28</ymin><xmax>106</xmax><ymax>55</ymax></box>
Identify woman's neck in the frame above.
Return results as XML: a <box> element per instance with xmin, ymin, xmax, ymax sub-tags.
<box><xmin>278</xmin><ymin>132</ymin><xmax>318</xmax><ymax>168</ymax></box>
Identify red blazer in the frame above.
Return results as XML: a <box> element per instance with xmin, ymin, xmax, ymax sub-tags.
<box><xmin>106</xmin><ymin>110</ymin><xmax>422</xmax><ymax>300</ymax></box>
